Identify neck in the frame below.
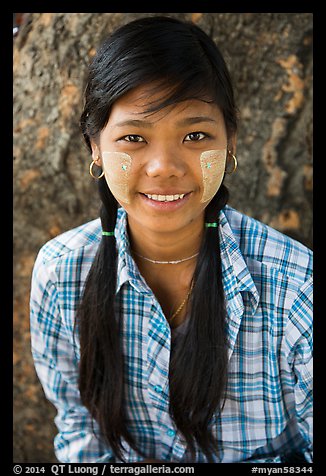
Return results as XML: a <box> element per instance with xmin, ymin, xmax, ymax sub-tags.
<box><xmin>127</xmin><ymin>214</ymin><xmax>204</xmax><ymax>263</ymax></box>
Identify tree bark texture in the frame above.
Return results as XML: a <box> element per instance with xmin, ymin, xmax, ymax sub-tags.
<box><xmin>13</xmin><ymin>13</ymin><xmax>313</xmax><ymax>462</ymax></box>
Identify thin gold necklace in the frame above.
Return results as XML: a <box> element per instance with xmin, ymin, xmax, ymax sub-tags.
<box><xmin>170</xmin><ymin>280</ymin><xmax>195</xmax><ymax>322</ymax></box>
<box><xmin>132</xmin><ymin>250</ymin><xmax>199</xmax><ymax>265</ymax></box>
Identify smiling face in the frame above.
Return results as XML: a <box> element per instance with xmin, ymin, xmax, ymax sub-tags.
<box><xmin>92</xmin><ymin>85</ymin><xmax>234</xmax><ymax>235</ymax></box>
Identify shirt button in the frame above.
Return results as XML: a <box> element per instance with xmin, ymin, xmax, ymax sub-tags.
<box><xmin>167</xmin><ymin>429</ymin><xmax>176</xmax><ymax>437</ymax></box>
<box><xmin>154</xmin><ymin>385</ymin><xmax>163</xmax><ymax>393</ymax></box>
<box><xmin>159</xmin><ymin>323</ymin><xmax>167</xmax><ymax>332</ymax></box>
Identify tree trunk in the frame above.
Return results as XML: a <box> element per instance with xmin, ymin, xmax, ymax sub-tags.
<box><xmin>13</xmin><ymin>12</ymin><xmax>312</xmax><ymax>462</ymax></box>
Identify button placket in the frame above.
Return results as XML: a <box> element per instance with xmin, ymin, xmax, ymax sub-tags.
<box><xmin>147</xmin><ymin>304</ymin><xmax>170</xmax><ymax>398</ymax></box>
<box><xmin>145</xmin><ymin>301</ymin><xmax>188</xmax><ymax>461</ymax></box>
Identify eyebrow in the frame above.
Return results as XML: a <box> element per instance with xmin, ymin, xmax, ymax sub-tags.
<box><xmin>112</xmin><ymin>116</ymin><xmax>217</xmax><ymax>129</ymax></box>
<box><xmin>176</xmin><ymin>116</ymin><xmax>217</xmax><ymax>127</ymax></box>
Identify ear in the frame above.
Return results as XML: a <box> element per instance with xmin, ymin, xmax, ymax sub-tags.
<box><xmin>228</xmin><ymin>132</ymin><xmax>237</xmax><ymax>155</ymax></box>
<box><xmin>90</xmin><ymin>141</ymin><xmax>102</xmax><ymax>166</ymax></box>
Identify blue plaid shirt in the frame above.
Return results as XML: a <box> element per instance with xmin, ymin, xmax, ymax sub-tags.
<box><xmin>30</xmin><ymin>205</ymin><xmax>313</xmax><ymax>463</ymax></box>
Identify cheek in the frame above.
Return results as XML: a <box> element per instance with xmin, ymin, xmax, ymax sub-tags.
<box><xmin>200</xmin><ymin>149</ymin><xmax>227</xmax><ymax>203</ymax></box>
<box><xmin>102</xmin><ymin>151</ymin><xmax>132</xmax><ymax>204</ymax></box>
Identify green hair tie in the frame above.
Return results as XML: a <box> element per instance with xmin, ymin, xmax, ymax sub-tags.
<box><xmin>102</xmin><ymin>231</ymin><xmax>115</xmax><ymax>237</ymax></box>
<box><xmin>205</xmin><ymin>222</ymin><xmax>218</xmax><ymax>228</ymax></box>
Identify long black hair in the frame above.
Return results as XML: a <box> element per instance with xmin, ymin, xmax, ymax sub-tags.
<box><xmin>77</xmin><ymin>16</ymin><xmax>238</xmax><ymax>462</ymax></box>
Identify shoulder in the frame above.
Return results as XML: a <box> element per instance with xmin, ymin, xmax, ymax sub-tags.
<box><xmin>36</xmin><ymin>217</ymin><xmax>102</xmax><ymax>266</ymax></box>
<box><xmin>32</xmin><ymin>208</ymin><xmax>126</xmax><ymax>284</ymax></box>
<box><xmin>222</xmin><ymin>205</ymin><xmax>313</xmax><ymax>284</ymax></box>
<box><xmin>31</xmin><ymin>217</ymin><xmax>103</xmax><ymax>289</ymax></box>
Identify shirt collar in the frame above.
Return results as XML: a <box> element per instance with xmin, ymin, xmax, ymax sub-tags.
<box><xmin>219</xmin><ymin>207</ymin><xmax>260</xmax><ymax>356</ymax></box>
<box><xmin>219</xmin><ymin>207</ymin><xmax>259</xmax><ymax>310</ymax></box>
<box><xmin>114</xmin><ymin>206</ymin><xmax>260</xmax><ymax>325</ymax></box>
<box><xmin>115</xmin><ymin>208</ymin><xmax>150</xmax><ymax>295</ymax></box>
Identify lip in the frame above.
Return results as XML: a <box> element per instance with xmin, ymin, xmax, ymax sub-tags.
<box><xmin>141</xmin><ymin>190</ymin><xmax>190</xmax><ymax>195</ymax></box>
<box><xmin>139</xmin><ymin>191</ymin><xmax>192</xmax><ymax>210</ymax></box>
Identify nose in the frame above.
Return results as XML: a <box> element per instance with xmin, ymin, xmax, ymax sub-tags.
<box><xmin>145</xmin><ymin>145</ymin><xmax>186</xmax><ymax>179</ymax></box>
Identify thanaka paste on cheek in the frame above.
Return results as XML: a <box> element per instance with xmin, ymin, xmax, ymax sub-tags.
<box><xmin>102</xmin><ymin>151</ymin><xmax>132</xmax><ymax>204</ymax></box>
<box><xmin>200</xmin><ymin>149</ymin><xmax>227</xmax><ymax>203</ymax></box>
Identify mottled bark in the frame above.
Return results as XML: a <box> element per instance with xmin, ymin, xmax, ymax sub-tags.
<box><xmin>13</xmin><ymin>13</ymin><xmax>312</xmax><ymax>462</ymax></box>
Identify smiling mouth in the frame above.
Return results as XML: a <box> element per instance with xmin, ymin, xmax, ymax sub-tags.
<box><xmin>142</xmin><ymin>193</ymin><xmax>186</xmax><ymax>202</ymax></box>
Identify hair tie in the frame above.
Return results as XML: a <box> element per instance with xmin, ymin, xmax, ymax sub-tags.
<box><xmin>102</xmin><ymin>231</ymin><xmax>115</xmax><ymax>237</ymax></box>
<box><xmin>205</xmin><ymin>222</ymin><xmax>218</xmax><ymax>228</ymax></box>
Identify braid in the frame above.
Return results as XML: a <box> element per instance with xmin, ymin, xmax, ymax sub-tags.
<box><xmin>77</xmin><ymin>178</ymin><xmax>142</xmax><ymax>461</ymax></box>
<box><xmin>205</xmin><ymin>184</ymin><xmax>228</xmax><ymax>223</ymax></box>
<box><xmin>169</xmin><ymin>185</ymin><xmax>229</xmax><ymax>462</ymax></box>
<box><xmin>98</xmin><ymin>178</ymin><xmax>118</xmax><ymax>234</ymax></box>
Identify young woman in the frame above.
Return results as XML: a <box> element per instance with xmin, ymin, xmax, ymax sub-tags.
<box><xmin>30</xmin><ymin>16</ymin><xmax>313</xmax><ymax>464</ymax></box>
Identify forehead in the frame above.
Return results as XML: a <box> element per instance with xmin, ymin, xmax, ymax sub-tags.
<box><xmin>108</xmin><ymin>84</ymin><xmax>224</xmax><ymax>124</ymax></box>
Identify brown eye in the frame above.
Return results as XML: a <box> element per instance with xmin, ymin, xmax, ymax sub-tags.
<box><xmin>124</xmin><ymin>135</ymin><xmax>145</xmax><ymax>142</ymax></box>
<box><xmin>184</xmin><ymin>132</ymin><xmax>206</xmax><ymax>141</ymax></box>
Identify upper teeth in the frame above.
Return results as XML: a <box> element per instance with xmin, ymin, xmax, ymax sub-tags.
<box><xmin>145</xmin><ymin>193</ymin><xmax>185</xmax><ymax>202</ymax></box>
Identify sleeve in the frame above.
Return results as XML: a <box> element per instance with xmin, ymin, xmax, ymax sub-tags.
<box><xmin>286</xmin><ymin>277</ymin><xmax>313</xmax><ymax>463</ymax></box>
<box><xmin>29</xmin><ymin>248</ymin><xmax>116</xmax><ymax>463</ymax></box>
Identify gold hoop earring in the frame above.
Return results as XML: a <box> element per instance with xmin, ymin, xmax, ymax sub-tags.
<box><xmin>89</xmin><ymin>157</ymin><xmax>105</xmax><ymax>179</ymax></box>
<box><xmin>225</xmin><ymin>150</ymin><xmax>237</xmax><ymax>175</ymax></box>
